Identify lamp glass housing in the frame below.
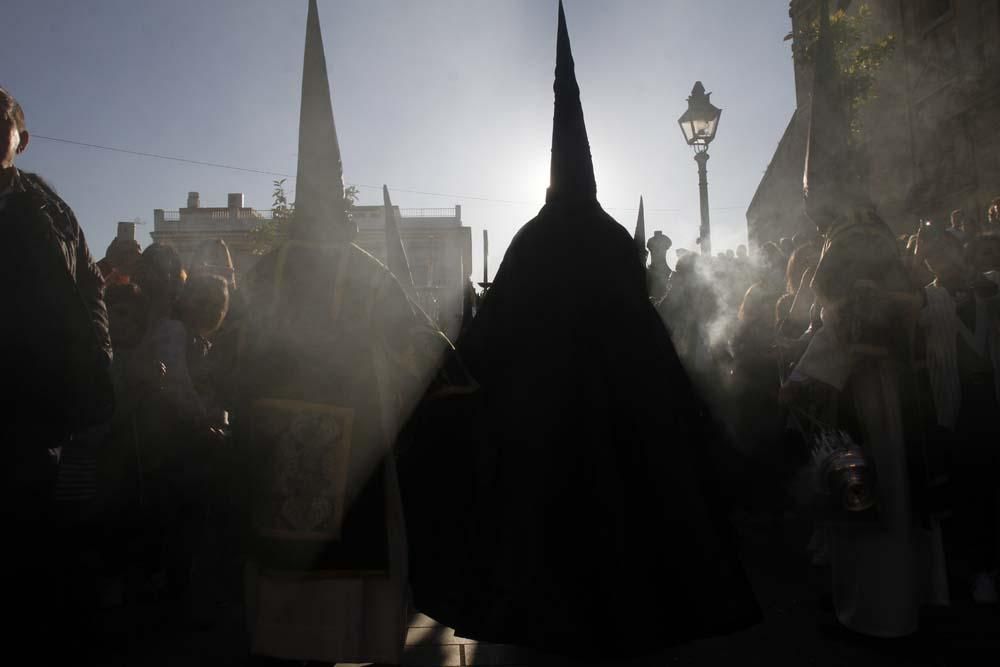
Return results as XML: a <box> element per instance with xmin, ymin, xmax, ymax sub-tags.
<box><xmin>678</xmin><ymin>82</ymin><xmax>722</xmax><ymax>150</ymax></box>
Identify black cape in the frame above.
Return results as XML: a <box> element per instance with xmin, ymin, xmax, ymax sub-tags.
<box><xmin>447</xmin><ymin>198</ymin><xmax>762</xmax><ymax>659</ymax></box>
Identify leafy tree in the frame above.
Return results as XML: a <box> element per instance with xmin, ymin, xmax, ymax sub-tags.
<box><xmin>251</xmin><ymin>179</ymin><xmax>361</xmax><ymax>255</ymax></box>
<box><xmin>786</xmin><ymin>3</ymin><xmax>896</xmax><ymax>137</ymax></box>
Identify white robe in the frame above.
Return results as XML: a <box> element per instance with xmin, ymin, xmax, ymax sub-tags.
<box><xmin>796</xmin><ymin>319</ymin><xmax>949</xmax><ymax>638</ymax></box>
<box><xmin>245</xmin><ymin>457</ymin><xmax>409</xmax><ymax>664</ymax></box>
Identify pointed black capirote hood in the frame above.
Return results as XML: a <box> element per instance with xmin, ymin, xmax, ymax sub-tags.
<box><xmin>633</xmin><ymin>195</ymin><xmax>646</xmax><ymax>252</ymax></box>
<box><xmin>545</xmin><ymin>0</ymin><xmax>597</xmax><ymax>204</ymax></box>
<box><xmin>803</xmin><ymin>0</ymin><xmax>860</xmax><ymax>227</ymax></box>
<box><xmin>383</xmin><ymin>185</ymin><xmax>416</xmax><ymax>297</ymax></box>
<box><xmin>291</xmin><ymin>0</ymin><xmax>353</xmax><ymax>241</ymax></box>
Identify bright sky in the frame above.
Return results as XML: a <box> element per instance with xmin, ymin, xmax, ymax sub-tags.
<box><xmin>3</xmin><ymin>0</ymin><xmax>796</xmax><ymax>280</ymax></box>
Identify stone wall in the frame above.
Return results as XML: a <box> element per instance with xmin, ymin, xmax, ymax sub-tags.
<box><xmin>748</xmin><ymin>0</ymin><xmax>1000</xmax><ymax>246</ymax></box>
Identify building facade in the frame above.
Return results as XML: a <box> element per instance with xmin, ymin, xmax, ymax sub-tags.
<box><xmin>353</xmin><ymin>203</ymin><xmax>473</xmax><ymax>341</ymax></box>
<box><xmin>151</xmin><ymin>192</ymin><xmax>473</xmax><ymax>340</ymax></box>
<box><xmin>747</xmin><ymin>0</ymin><xmax>1000</xmax><ymax>247</ymax></box>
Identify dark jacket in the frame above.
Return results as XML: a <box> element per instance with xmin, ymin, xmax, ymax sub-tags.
<box><xmin>1</xmin><ymin>169</ymin><xmax>113</xmax><ymax>513</ymax></box>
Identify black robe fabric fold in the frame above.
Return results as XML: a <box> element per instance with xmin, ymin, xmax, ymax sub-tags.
<box><xmin>396</xmin><ymin>336</ymin><xmax>484</xmax><ymax>628</ymax></box>
<box><xmin>444</xmin><ymin>198</ymin><xmax>761</xmax><ymax>660</ymax></box>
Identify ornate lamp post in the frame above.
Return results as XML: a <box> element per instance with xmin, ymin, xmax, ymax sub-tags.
<box><xmin>677</xmin><ymin>81</ymin><xmax>722</xmax><ymax>257</ymax></box>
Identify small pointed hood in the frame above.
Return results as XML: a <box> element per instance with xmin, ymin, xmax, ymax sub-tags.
<box><xmin>546</xmin><ymin>1</ymin><xmax>597</xmax><ymax>204</ymax></box>
<box><xmin>634</xmin><ymin>196</ymin><xmax>647</xmax><ymax>264</ymax></box>
<box><xmin>383</xmin><ymin>185</ymin><xmax>416</xmax><ymax>298</ymax></box>
<box><xmin>802</xmin><ymin>0</ymin><xmax>859</xmax><ymax>229</ymax></box>
<box><xmin>291</xmin><ymin>0</ymin><xmax>354</xmax><ymax>241</ymax></box>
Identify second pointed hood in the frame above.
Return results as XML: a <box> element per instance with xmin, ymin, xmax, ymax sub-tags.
<box><xmin>383</xmin><ymin>185</ymin><xmax>416</xmax><ymax>298</ymax></box>
<box><xmin>634</xmin><ymin>196</ymin><xmax>647</xmax><ymax>263</ymax></box>
<box><xmin>291</xmin><ymin>0</ymin><xmax>355</xmax><ymax>242</ymax></box>
<box><xmin>545</xmin><ymin>1</ymin><xmax>597</xmax><ymax>205</ymax></box>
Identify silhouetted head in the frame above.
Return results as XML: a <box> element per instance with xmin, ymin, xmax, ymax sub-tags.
<box><xmin>675</xmin><ymin>251</ymin><xmax>697</xmax><ymax>276</ymax></box>
<box><xmin>0</xmin><ymin>87</ymin><xmax>28</xmax><ymax>172</ymax></box>
<box><xmin>785</xmin><ymin>242</ymin><xmax>820</xmax><ymax>294</ymax></box>
<box><xmin>177</xmin><ymin>273</ymin><xmax>230</xmax><ymax>338</ymax></box>
<box><xmin>104</xmin><ymin>237</ymin><xmax>143</xmax><ymax>278</ymax></box>
<box><xmin>134</xmin><ymin>242</ymin><xmax>186</xmax><ymax>307</ymax></box>
<box><xmin>949</xmin><ymin>209</ymin><xmax>966</xmax><ymax>231</ymax></box>
<box><xmin>738</xmin><ymin>282</ymin><xmax>775</xmax><ymax>327</ymax></box>
<box><xmin>190</xmin><ymin>238</ymin><xmax>236</xmax><ymax>290</ymax></box>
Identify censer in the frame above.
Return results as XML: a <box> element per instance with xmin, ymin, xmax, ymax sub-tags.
<box><xmin>811</xmin><ymin>431</ymin><xmax>877</xmax><ymax>513</ymax></box>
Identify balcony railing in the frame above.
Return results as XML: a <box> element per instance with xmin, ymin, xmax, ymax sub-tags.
<box><xmin>158</xmin><ymin>207</ymin><xmax>457</xmax><ymax>222</ymax></box>
<box><xmin>162</xmin><ymin>208</ymin><xmax>274</xmax><ymax>220</ymax></box>
<box><xmin>399</xmin><ymin>208</ymin><xmax>458</xmax><ymax>218</ymax></box>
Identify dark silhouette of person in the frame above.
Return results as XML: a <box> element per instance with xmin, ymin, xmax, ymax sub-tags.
<box><xmin>0</xmin><ymin>85</ymin><xmax>114</xmax><ymax>659</ymax></box>
<box><xmin>445</xmin><ymin>3</ymin><xmax>761</xmax><ymax>661</ymax></box>
<box><xmin>98</xmin><ymin>236</ymin><xmax>142</xmax><ymax>285</ymax></box>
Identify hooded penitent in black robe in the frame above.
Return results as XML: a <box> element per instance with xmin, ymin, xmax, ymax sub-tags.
<box><xmin>435</xmin><ymin>2</ymin><xmax>761</xmax><ymax>660</ymax></box>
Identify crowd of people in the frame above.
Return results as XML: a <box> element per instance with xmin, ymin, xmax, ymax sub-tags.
<box><xmin>653</xmin><ymin>200</ymin><xmax>1000</xmax><ymax>634</ymax></box>
<box><xmin>4</xmin><ymin>0</ymin><xmax>1000</xmax><ymax>663</ymax></box>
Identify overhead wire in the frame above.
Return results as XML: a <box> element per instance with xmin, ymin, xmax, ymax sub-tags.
<box><xmin>32</xmin><ymin>133</ymin><xmax>746</xmax><ymax>214</ymax></box>
<box><xmin>32</xmin><ymin>135</ymin><xmax>291</xmax><ymax>178</ymax></box>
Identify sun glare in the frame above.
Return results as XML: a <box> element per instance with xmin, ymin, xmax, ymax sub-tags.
<box><xmin>511</xmin><ymin>153</ymin><xmax>551</xmax><ymax>202</ymax></box>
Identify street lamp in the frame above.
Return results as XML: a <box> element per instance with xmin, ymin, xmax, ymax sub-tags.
<box><xmin>677</xmin><ymin>81</ymin><xmax>722</xmax><ymax>257</ymax></box>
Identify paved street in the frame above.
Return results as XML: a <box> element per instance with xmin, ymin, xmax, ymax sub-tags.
<box><xmin>78</xmin><ymin>510</ymin><xmax>998</xmax><ymax>666</ymax></box>
<box><xmin>400</xmin><ymin>511</ymin><xmax>1000</xmax><ymax>667</ymax></box>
